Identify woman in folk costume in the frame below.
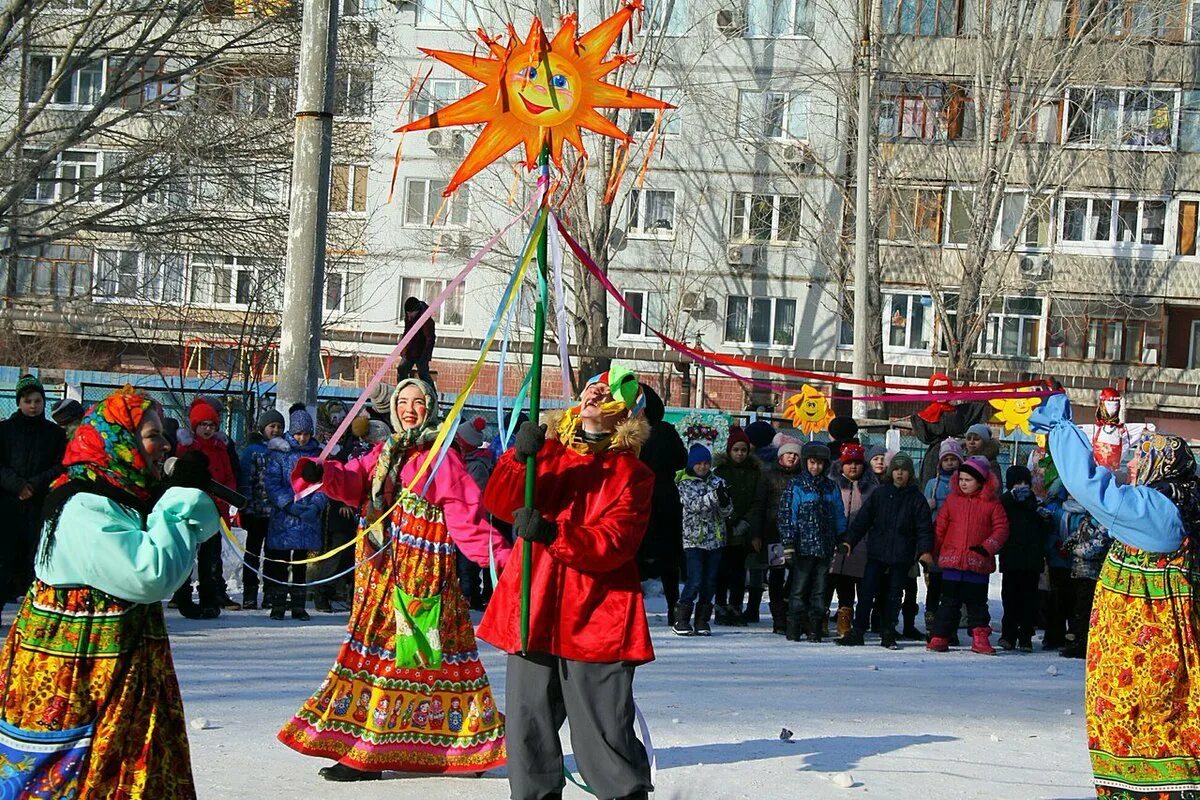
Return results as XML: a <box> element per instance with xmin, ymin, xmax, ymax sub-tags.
<box><xmin>1033</xmin><ymin>393</ymin><xmax>1200</xmax><ymax>799</ymax></box>
<box><xmin>0</xmin><ymin>388</ymin><xmax>221</xmax><ymax>798</ymax></box>
<box><xmin>278</xmin><ymin>378</ymin><xmax>511</xmax><ymax>782</ymax></box>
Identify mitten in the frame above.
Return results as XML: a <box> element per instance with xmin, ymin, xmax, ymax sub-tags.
<box><xmin>1029</xmin><ymin>392</ymin><xmax>1072</xmax><ymax>433</ymax></box>
<box><xmin>514</xmin><ymin>507</ymin><xmax>557</xmax><ymax>544</ymax></box>
<box><xmin>514</xmin><ymin>422</ymin><xmax>547</xmax><ymax>462</ymax></box>
<box><xmin>169</xmin><ymin>450</ymin><xmax>211</xmax><ymax>490</ymax></box>
<box><xmin>716</xmin><ymin>486</ymin><xmax>731</xmax><ymax>506</ymax></box>
<box><xmin>969</xmin><ymin>544</ymin><xmax>989</xmax><ymax>557</ymax></box>
<box><xmin>300</xmin><ymin>459</ymin><xmax>324</xmax><ymax>484</ymax></box>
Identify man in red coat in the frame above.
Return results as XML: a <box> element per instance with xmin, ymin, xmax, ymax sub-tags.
<box><xmin>479</xmin><ymin>365</ymin><xmax>654</xmax><ymax>800</ymax></box>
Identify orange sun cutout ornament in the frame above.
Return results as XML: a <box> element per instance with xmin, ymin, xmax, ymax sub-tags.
<box><xmin>396</xmin><ymin>1</ymin><xmax>672</xmax><ymax>195</ymax></box>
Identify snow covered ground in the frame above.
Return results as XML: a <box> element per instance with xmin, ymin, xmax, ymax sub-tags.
<box><xmin>173</xmin><ymin>589</ymin><xmax>1095</xmax><ymax>800</ymax></box>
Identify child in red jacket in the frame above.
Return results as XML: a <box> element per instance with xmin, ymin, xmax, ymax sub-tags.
<box><xmin>928</xmin><ymin>455</ymin><xmax>1009</xmax><ymax>655</ymax></box>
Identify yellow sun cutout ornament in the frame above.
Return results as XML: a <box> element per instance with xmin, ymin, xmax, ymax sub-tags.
<box><xmin>990</xmin><ymin>391</ymin><xmax>1042</xmax><ymax>436</ymax></box>
<box><xmin>783</xmin><ymin>385</ymin><xmax>835</xmax><ymax>436</ymax></box>
<box><xmin>396</xmin><ymin>2</ymin><xmax>673</xmax><ymax>195</ymax></box>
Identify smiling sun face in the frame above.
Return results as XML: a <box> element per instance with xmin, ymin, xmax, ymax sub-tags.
<box><xmin>990</xmin><ymin>392</ymin><xmax>1042</xmax><ymax>435</ymax></box>
<box><xmin>783</xmin><ymin>385</ymin><xmax>835</xmax><ymax>435</ymax></box>
<box><xmin>396</xmin><ymin>3</ymin><xmax>672</xmax><ymax>195</ymax></box>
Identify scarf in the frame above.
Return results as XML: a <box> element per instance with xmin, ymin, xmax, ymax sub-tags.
<box><xmin>1135</xmin><ymin>433</ymin><xmax>1200</xmax><ymax>637</ymax></box>
<box><xmin>369</xmin><ymin>378</ymin><xmax>441</xmax><ymax>520</ymax></box>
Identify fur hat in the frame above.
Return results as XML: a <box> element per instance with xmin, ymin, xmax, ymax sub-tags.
<box><xmin>51</xmin><ymin>398</ymin><xmax>84</xmax><ymax>426</ymax></box>
<box><xmin>351</xmin><ymin>414</ymin><xmax>371</xmax><ymax>438</ymax></box>
<box><xmin>939</xmin><ymin>439</ymin><xmax>964</xmax><ymax>461</ymax></box>
<box><xmin>15</xmin><ymin>374</ymin><xmax>44</xmax><ymax>402</ymax></box>
<box><xmin>256</xmin><ymin>409</ymin><xmax>285</xmax><ymax>434</ymax></box>
<box><xmin>1006</xmin><ymin>465</ymin><xmax>1033</xmax><ymax>488</ymax></box>
<box><xmin>800</xmin><ymin>442</ymin><xmax>832</xmax><ymax>463</ymax></box>
<box><xmin>965</xmin><ymin>423</ymin><xmax>992</xmax><ymax>441</ymax></box>
<box><xmin>687</xmin><ymin>443</ymin><xmax>713</xmax><ymax>470</ymax></box>
<box><xmin>745</xmin><ymin>420</ymin><xmax>776</xmax><ymax>448</ymax></box>
<box><xmin>959</xmin><ymin>456</ymin><xmax>991</xmax><ymax>484</ymax></box>
<box><xmin>289</xmin><ymin>408</ymin><xmax>315</xmax><ymax>435</ymax></box>
<box><xmin>828</xmin><ymin>416</ymin><xmax>859</xmax><ymax>443</ymax></box>
<box><xmin>188</xmin><ymin>396</ymin><xmax>220</xmax><ymax>428</ymax></box>
<box><xmin>726</xmin><ymin>427</ymin><xmax>751</xmax><ymax>454</ymax></box>
<box><xmin>840</xmin><ymin>443</ymin><xmax>866</xmax><ymax>465</ymax></box>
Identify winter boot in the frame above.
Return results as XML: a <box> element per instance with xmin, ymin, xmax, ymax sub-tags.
<box><xmin>785</xmin><ymin>619</ymin><xmax>804</xmax><ymax>641</ymax></box>
<box><xmin>1059</xmin><ymin>639</ymin><xmax>1087</xmax><ymax>659</ymax></box>
<box><xmin>836</xmin><ymin>607</ymin><xmax>854</xmax><ymax>638</ymax></box>
<box><xmin>806</xmin><ymin>612</ymin><xmax>824</xmax><ymax>643</ymax></box>
<box><xmin>694</xmin><ymin>603</ymin><xmax>714</xmax><ymax>636</ymax></box>
<box><xmin>770</xmin><ymin>602</ymin><xmax>787</xmax><ymax>635</ymax></box>
<box><xmin>714</xmin><ymin>604</ymin><xmax>731</xmax><ymax>625</ymax></box>
<box><xmin>926</xmin><ymin>635</ymin><xmax>950</xmax><ymax>652</ymax></box>
<box><xmin>998</xmin><ymin>637</ymin><xmax>1015</xmax><ymax>651</ymax></box>
<box><xmin>319</xmin><ymin>763</ymin><xmax>382</xmax><ymax>782</ymax></box>
<box><xmin>971</xmin><ymin>626</ymin><xmax>997</xmax><ymax>656</ymax></box>
<box><xmin>744</xmin><ymin>589</ymin><xmax>763</xmax><ymax>623</ymax></box>
<box><xmin>1018</xmin><ymin>638</ymin><xmax>1034</xmax><ymax>653</ymax></box>
<box><xmin>901</xmin><ymin>610</ymin><xmax>923</xmax><ymax>640</ymax></box>
<box><xmin>836</xmin><ymin>627</ymin><xmax>864</xmax><ymax>647</ymax></box>
<box><xmin>672</xmin><ymin>603</ymin><xmax>694</xmax><ymax>636</ymax></box>
<box><xmin>880</xmin><ymin>630</ymin><xmax>899</xmax><ymax>650</ymax></box>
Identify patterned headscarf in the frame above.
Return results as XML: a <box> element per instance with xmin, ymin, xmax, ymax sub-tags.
<box><xmin>53</xmin><ymin>387</ymin><xmax>159</xmax><ymax>501</ymax></box>
<box><xmin>369</xmin><ymin>378</ymin><xmax>441</xmax><ymax>519</ymax></box>
<box><xmin>1135</xmin><ymin>434</ymin><xmax>1200</xmax><ymax>537</ymax></box>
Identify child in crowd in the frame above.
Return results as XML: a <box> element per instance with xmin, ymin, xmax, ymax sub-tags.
<box><xmin>674</xmin><ymin>444</ymin><xmax>733</xmax><ymax>636</ymax></box>
<box><xmin>237</xmin><ymin>409</ymin><xmax>286</xmax><ymax>610</ymax></box>
<box><xmin>455</xmin><ymin>418</ymin><xmax>495</xmax><ymax>611</ymax></box>
<box><xmin>714</xmin><ymin>427</ymin><xmax>765</xmax><ymax>625</ymax></box>
<box><xmin>998</xmin><ymin>465</ymin><xmax>1048</xmax><ymax>652</ymax></box>
<box><xmin>923</xmin><ymin>438</ymin><xmax>963</xmax><ymax>641</ymax></box>
<box><xmin>751</xmin><ymin>437</ymin><xmax>805</xmax><ymax>634</ymax></box>
<box><xmin>827</xmin><ymin>444</ymin><xmax>877</xmax><ymax>639</ymax></box>
<box><xmin>928</xmin><ymin>456</ymin><xmax>1009</xmax><ymax>655</ymax></box>
<box><xmin>263</xmin><ymin>408</ymin><xmax>329</xmax><ymax>621</ymax></box>
<box><xmin>1060</xmin><ymin>513</ymin><xmax>1112</xmax><ymax>659</ymax></box>
<box><xmin>1044</xmin><ymin>497</ymin><xmax>1084</xmax><ymax>650</ymax></box>
<box><xmin>964</xmin><ymin>424</ymin><xmax>1004</xmax><ymax>489</ymax></box>
<box><xmin>778</xmin><ymin>442</ymin><xmax>846</xmax><ymax>642</ymax></box>
<box><xmin>837</xmin><ymin>453</ymin><xmax>933</xmax><ymax>649</ymax></box>
<box><xmin>866</xmin><ymin>445</ymin><xmax>890</xmax><ymax>485</ymax></box>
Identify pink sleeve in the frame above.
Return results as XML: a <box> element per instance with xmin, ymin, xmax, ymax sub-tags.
<box><xmin>290</xmin><ymin>443</ymin><xmax>382</xmax><ymax>506</ymax></box>
<box><xmin>427</xmin><ymin>448</ymin><xmax>512</xmax><ymax>571</ymax></box>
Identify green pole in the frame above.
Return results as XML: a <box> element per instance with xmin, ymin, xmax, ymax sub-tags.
<box><xmin>520</xmin><ymin>141</ymin><xmax>551</xmax><ymax>654</ymax></box>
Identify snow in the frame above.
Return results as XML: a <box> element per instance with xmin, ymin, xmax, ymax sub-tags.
<box><xmin>171</xmin><ymin>589</ymin><xmax>1095</xmax><ymax>800</ymax></box>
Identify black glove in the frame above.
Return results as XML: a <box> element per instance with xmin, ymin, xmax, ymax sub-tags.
<box><xmin>300</xmin><ymin>459</ymin><xmax>324</xmax><ymax>484</ymax></box>
<box><xmin>169</xmin><ymin>450</ymin><xmax>210</xmax><ymax>490</ymax></box>
<box><xmin>969</xmin><ymin>545</ymin><xmax>990</xmax><ymax>557</ymax></box>
<box><xmin>514</xmin><ymin>422</ymin><xmax>546</xmax><ymax>462</ymax></box>
<box><xmin>716</xmin><ymin>486</ymin><xmax>731</xmax><ymax>506</ymax></box>
<box><xmin>513</xmin><ymin>506</ymin><xmax>557</xmax><ymax>544</ymax></box>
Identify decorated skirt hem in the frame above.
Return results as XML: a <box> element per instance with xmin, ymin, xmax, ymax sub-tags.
<box><xmin>277</xmin><ymin>723</ymin><xmax>507</xmax><ymax>773</ymax></box>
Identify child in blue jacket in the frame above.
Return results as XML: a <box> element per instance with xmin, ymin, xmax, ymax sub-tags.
<box><xmin>778</xmin><ymin>442</ymin><xmax>847</xmax><ymax>642</ymax></box>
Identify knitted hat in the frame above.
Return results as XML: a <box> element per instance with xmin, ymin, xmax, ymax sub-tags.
<box><xmin>828</xmin><ymin>416</ymin><xmax>859</xmax><ymax>443</ymax></box>
<box><xmin>350</xmin><ymin>414</ymin><xmax>370</xmax><ymax>438</ymax></box>
<box><xmin>15</xmin><ymin>374</ymin><xmax>44</xmax><ymax>402</ymax></box>
<box><xmin>1006</xmin><ymin>464</ymin><xmax>1033</xmax><ymax>487</ymax></box>
<box><xmin>866</xmin><ymin>444</ymin><xmax>888</xmax><ymax>463</ymax></box>
<box><xmin>840</xmin><ymin>443</ymin><xmax>866</xmax><ymax>465</ymax></box>
<box><xmin>965</xmin><ymin>423</ymin><xmax>992</xmax><ymax>441</ymax></box>
<box><xmin>800</xmin><ymin>442</ymin><xmax>832</xmax><ymax>463</ymax></box>
<box><xmin>188</xmin><ymin>396</ymin><xmax>220</xmax><ymax>428</ymax></box>
<box><xmin>889</xmin><ymin>452</ymin><xmax>915</xmax><ymax>477</ymax></box>
<box><xmin>256</xmin><ymin>408</ymin><xmax>285</xmax><ymax>434</ymax></box>
<box><xmin>51</xmin><ymin>398</ymin><xmax>84</xmax><ymax>426</ymax></box>
<box><xmin>777</xmin><ymin>439</ymin><xmax>804</xmax><ymax>461</ymax></box>
<box><xmin>367</xmin><ymin>382</ymin><xmax>394</xmax><ymax>415</ymax></box>
<box><xmin>745</xmin><ymin>420</ymin><xmax>776</xmax><ymax>449</ymax></box>
<box><xmin>726</xmin><ymin>427</ymin><xmax>751</xmax><ymax>454</ymax></box>
<box><xmin>939</xmin><ymin>439</ymin><xmax>964</xmax><ymax>461</ymax></box>
<box><xmin>687</xmin><ymin>443</ymin><xmax>713</xmax><ymax>470</ymax></box>
<box><xmin>959</xmin><ymin>456</ymin><xmax>991</xmax><ymax>484</ymax></box>
<box><xmin>456</xmin><ymin>421</ymin><xmax>485</xmax><ymax>449</ymax></box>
<box><xmin>289</xmin><ymin>408</ymin><xmax>315</xmax><ymax>435</ymax></box>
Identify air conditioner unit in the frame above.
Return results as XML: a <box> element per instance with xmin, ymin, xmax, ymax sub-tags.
<box><xmin>782</xmin><ymin>144</ymin><xmax>817</xmax><ymax>174</ymax></box>
<box><xmin>715</xmin><ymin>8</ymin><xmax>743</xmax><ymax>36</ymax></box>
<box><xmin>1018</xmin><ymin>255</ymin><xmax>1051</xmax><ymax>279</ymax></box>
<box><xmin>455</xmin><ymin>234</ymin><xmax>472</xmax><ymax>257</ymax></box>
<box><xmin>726</xmin><ymin>243</ymin><xmax>758</xmax><ymax>269</ymax></box>
<box><xmin>681</xmin><ymin>290</ymin><xmax>707</xmax><ymax>312</ymax></box>
<box><xmin>428</xmin><ymin>130</ymin><xmax>464</xmax><ymax>154</ymax></box>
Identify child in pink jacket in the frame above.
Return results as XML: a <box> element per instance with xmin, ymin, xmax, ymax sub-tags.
<box><xmin>928</xmin><ymin>456</ymin><xmax>1009</xmax><ymax>655</ymax></box>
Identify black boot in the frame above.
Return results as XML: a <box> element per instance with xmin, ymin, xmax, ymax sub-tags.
<box><xmin>177</xmin><ymin>599</ymin><xmax>205</xmax><ymax>620</ymax></box>
<box><xmin>769</xmin><ymin>601</ymin><xmax>787</xmax><ymax>635</ymax></box>
<box><xmin>836</xmin><ymin>627</ymin><xmax>865</xmax><ymax>646</ymax></box>
<box><xmin>744</xmin><ymin>589</ymin><xmax>763</xmax><ymax>623</ymax></box>
<box><xmin>806</xmin><ymin>613</ymin><xmax>824</xmax><ymax>643</ymax></box>
<box><xmin>1060</xmin><ymin>639</ymin><xmax>1087</xmax><ymax>659</ymax></box>
<box><xmin>694</xmin><ymin>603</ymin><xmax>713</xmax><ymax>636</ymax></box>
<box><xmin>319</xmin><ymin>763</ymin><xmax>382</xmax><ymax>782</ymax></box>
<box><xmin>672</xmin><ymin>602</ymin><xmax>694</xmax><ymax>636</ymax></box>
<box><xmin>785</xmin><ymin>619</ymin><xmax>804</xmax><ymax>641</ymax></box>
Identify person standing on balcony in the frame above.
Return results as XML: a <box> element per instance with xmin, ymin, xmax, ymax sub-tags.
<box><xmin>397</xmin><ymin>297</ymin><xmax>436</xmax><ymax>388</ymax></box>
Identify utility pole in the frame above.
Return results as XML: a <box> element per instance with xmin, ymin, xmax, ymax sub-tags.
<box><xmin>850</xmin><ymin>0</ymin><xmax>873</xmax><ymax>421</ymax></box>
<box><xmin>276</xmin><ymin>0</ymin><xmax>339</xmax><ymax>414</ymax></box>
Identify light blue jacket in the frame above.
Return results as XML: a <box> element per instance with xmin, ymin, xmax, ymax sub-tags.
<box><xmin>35</xmin><ymin>487</ymin><xmax>221</xmax><ymax>604</ymax></box>
<box><xmin>1033</xmin><ymin>395</ymin><xmax>1182</xmax><ymax>554</ymax></box>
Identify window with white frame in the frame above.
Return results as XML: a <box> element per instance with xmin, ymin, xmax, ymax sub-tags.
<box><xmin>330</xmin><ymin>164</ymin><xmax>368</xmax><ymax>213</ymax></box>
<box><xmin>5</xmin><ymin>243</ymin><xmax>93</xmax><ymax>298</ymax></box>
<box><xmin>333</xmin><ymin>68</ymin><xmax>372</xmax><ymax>117</ymax></box>
<box><xmin>22</xmin><ymin>148</ymin><xmax>104</xmax><ymax>204</ymax></box>
<box><xmin>409</xmin><ymin>78</ymin><xmax>468</xmax><ymax>121</ymax></box>
<box><xmin>416</xmin><ymin>0</ymin><xmax>470</xmax><ymax>27</ymax></box>
<box><xmin>627</xmin><ymin>189</ymin><xmax>676</xmax><ymax>238</ymax></box>
<box><xmin>944</xmin><ymin>188</ymin><xmax>974</xmax><ymax>245</ymax></box>
<box><xmin>233</xmin><ymin>74</ymin><xmax>294</xmax><ymax>118</ymax></box>
<box><xmin>1180</xmin><ymin>90</ymin><xmax>1200</xmax><ymax>152</ymax></box>
<box><xmin>400</xmin><ymin>277</ymin><xmax>464</xmax><ymax>326</ymax></box>
<box><xmin>725</xmin><ymin>295</ymin><xmax>797</xmax><ymax>347</ymax></box>
<box><xmin>192</xmin><ymin>164</ymin><xmax>283</xmax><ymax>209</ymax></box>
<box><xmin>645</xmin><ymin>0</ymin><xmax>687</xmax><ymax>35</ymax></box>
<box><xmin>885</xmin><ymin>292</ymin><xmax>933</xmax><ymax>352</ymax></box>
<box><xmin>999</xmin><ymin>191</ymin><xmax>1053</xmax><ymax>251</ymax></box>
<box><xmin>1060</xmin><ymin>195</ymin><xmax>1167</xmax><ymax>248</ymax></box>
<box><xmin>632</xmin><ymin>87</ymin><xmax>681</xmax><ymax>136</ymax></box>
<box><xmin>26</xmin><ymin>55</ymin><xmax>104</xmax><ymax>107</ymax></box>
<box><xmin>94</xmin><ymin>250</ymin><xmax>185</xmax><ymax>303</ymax></box>
<box><xmin>100</xmin><ymin>153</ymin><xmax>188</xmax><ymax>209</ymax></box>
<box><xmin>111</xmin><ymin>57</ymin><xmax>193</xmax><ymax>111</ymax></box>
<box><xmin>341</xmin><ymin>0</ymin><xmax>382</xmax><ymax>15</ymax></box>
<box><xmin>1191</xmin><ymin>1</ymin><xmax>1200</xmax><ymax>40</ymax></box>
<box><xmin>324</xmin><ymin>265</ymin><xmax>363</xmax><ymax>313</ymax></box>
<box><xmin>737</xmin><ymin>90</ymin><xmax>809</xmax><ymax>140</ymax></box>
<box><xmin>1064</xmin><ymin>87</ymin><xmax>1177</xmax><ymax>149</ymax></box>
<box><xmin>189</xmin><ymin>254</ymin><xmax>282</xmax><ymax>308</ymax></box>
<box><xmin>619</xmin><ymin>290</ymin><xmax>661</xmax><ymax>338</ymax></box>
<box><xmin>744</xmin><ymin>0</ymin><xmax>814</xmax><ymax>37</ymax></box>
<box><xmin>729</xmin><ymin>192</ymin><xmax>802</xmax><ymax>242</ymax></box>
<box><xmin>943</xmin><ymin>293</ymin><xmax>1044</xmax><ymax>358</ymax></box>
<box><xmin>404</xmin><ymin>179</ymin><xmax>469</xmax><ymax>227</ymax></box>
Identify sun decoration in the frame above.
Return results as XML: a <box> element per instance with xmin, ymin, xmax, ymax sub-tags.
<box><xmin>783</xmin><ymin>385</ymin><xmax>835</xmax><ymax>436</ymax></box>
<box><xmin>396</xmin><ymin>1</ymin><xmax>672</xmax><ymax>195</ymax></box>
<box><xmin>989</xmin><ymin>390</ymin><xmax>1042</xmax><ymax>436</ymax></box>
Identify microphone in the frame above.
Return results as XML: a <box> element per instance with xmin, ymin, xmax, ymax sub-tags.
<box><xmin>163</xmin><ymin>457</ymin><xmax>248</xmax><ymax>510</ymax></box>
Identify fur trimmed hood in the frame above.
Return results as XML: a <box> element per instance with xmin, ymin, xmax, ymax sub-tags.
<box><xmin>543</xmin><ymin>408</ymin><xmax>651</xmax><ymax>455</ymax></box>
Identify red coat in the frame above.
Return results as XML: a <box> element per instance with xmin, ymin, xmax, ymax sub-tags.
<box><xmin>934</xmin><ymin>472</ymin><xmax>1009</xmax><ymax>574</ymax></box>
<box><xmin>177</xmin><ymin>431</ymin><xmax>238</xmax><ymax>522</ymax></box>
<box><xmin>477</xmin><ymin>414</ymin><xmax>655</xmax><ymax>665</ymax></box>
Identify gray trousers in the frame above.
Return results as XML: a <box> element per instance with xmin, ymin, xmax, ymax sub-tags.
<box><xmin>506</xmin><ymin>652</ymin><xmax>652</xmax><ymax>800</ymax></box>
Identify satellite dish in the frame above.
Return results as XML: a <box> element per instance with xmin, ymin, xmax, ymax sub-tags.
<box><xmin>608</xmin><ymin>228</ymin><xmax>628</xmax><ymax>252</ymax></box>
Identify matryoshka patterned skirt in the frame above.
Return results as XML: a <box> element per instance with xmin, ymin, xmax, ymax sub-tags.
<box><xmin>278</xmin><ymin>487</ymin><xmax>506</xmax><ymax>773</ymax></box>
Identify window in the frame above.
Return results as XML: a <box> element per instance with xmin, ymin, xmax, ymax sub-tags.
<box><xmin>944</xmin><ymin>188</ymin><xmax>974</xmax><ymax>245</ymax></box>
<box><xmin>737</xmin><ymin>90</ymin><xmax>809</xmax><ymax>140</ymax></box>
<box><xmin>982</xmin><ymin>296</ymin><xmax>1044</xmax><ymax>358</ymax></box>
<box><xmin>1191</xmin><ymin>320</ymin><xmax>1200</xmax><ymax>368</ymax></box>
<box><xmin>1192</xmin><ymin>0</ymin><xmax>1200</xmax><ymax>39</ymax></box>
<box><xmin>1049</xmin><ymin>298</ymin><xmax>1160</xmax><ymax>363</ymax></box>
<box><xmin>26</xmin><ymin>55</ymin><xmax>105</xmax><ymax>107</ymax></box>
<box><xmin>744</xmin><ymin>0</ymin><xmax>813</xmax><ymax>37</ymax></box>
<box><xmin>646</xmin><ymin>0</ymin><xmax>687</xmax><ymax>35</ymax></box>
<box><xmin>1179</xmin><ymin>199</ymin><xmax>1199</xmax><ymax>256</ymax></box>
<box><xmin>404</xmin><ymin>179</ymin><xmax>469</xmax><ymax>227</ymax></box>
<box><xmin>1098</xmin><ymin>0</ymin><xmax>1182</xmax><ymax>39</ymax></box>
<box><xmin>619</xmin><ymin>290</ymin><xmax>661</xmax><ymax>338</ymax></box>
<box><xmin>725</xmin><ymin>295</ymin><xmax>797</xmax><ymax>347</ymax></box>
<box><xmin>110</xmin><ymin>57</ymin><xmax>194</xmax><ymax>111</ymax></box>
<box><xmin>189</xmin><ymin>255</ymin><xmax>282</xmax><ymax>308</ymax></box>
<box><xmin>882</xmin><ymin>187</ymin><xmax>942</xmax><ymax>244</ymax></box>
<box><xmin>409</xmin><ymin>78</ymin><xmax>468</xmax><ymax>121</ymax></box>
<box><xmin>192</xmin><ymin>164</ymin><xmax>284</xmax><ymax>208</ymax></box>
<box><xmin>999</xmin><ymin>192</ymin><xmax>1052</xmax><ymax>251</ymax></box>
<box><xmin>232</xmin><ymin>75</ymin><xmax>294</xmax><ymax>118</ymax></box>
<box><xmin>1060</xmin><ymin>195</ymin><xmax>1167</xmax><ymax>248</ymax></box>
<box><xmin>729</xmin><ymin>192</ymin><xmax>802</xmax><ymax>242</ymax></box>
<box><xmin>400</xmin><ymin>277</ymin><xmax>464</xmax><ymax>326</ymax></box>
<box><xmin>7</xmin><ymin>244</ymin><xmax>93</xmax><ymax>298</ymax></box>
<box><xmin>334</xmin><ymin>69</ymin><xmax>372</xmax><ymax>117</ymax></box>
<box><xmin>1064</xmin><ymin>87</ymin><xmax>1177</xmax><ymax>149</ymax></box>
<box><xmin>416</xmin><ymin>0</ymin><xmax>469</xmax><ymax>27</ymax></box>
<box><xmin>22</xmin><ymin>148</ymin><xmax>104</xmax><ymax>204</ymax></box>
<box><xmin>101</xmin><ymin>153</ymin><xmax>188</xmax><ymax>209</ymax></box>
<box><xmin>1086</xmin><ymin>319</ymin><xmax>1147</xmax><ymax>362</ymax></box>
<box><xmin>1181</xmin><ymin>90</ymin><xmax>1200</xmax><ymax>152</ymax></box>
<box><xmin>341</xmin><ymin>0</ymin><xmax>382</xmax><ymax>15</ymax></box>
<box><xmin>880</xmin><ymin>0</ymin><xmax>963</xmax><ymax>35</ymax></box>
<box><xmin>885</xmin><ymin>292</ymin><xmax>933</xmax><ymax>352</ymax></box>
<box><xmin>632</xmin><ymin>87</ymin><xmax>681</xmax><ymax>136</ymax></box>
<box><xmin>878</xmin><ymin>81</ymin><xmax>974</xmax><ymax>141</ymax></box>
<box><xmin>324</xmin><ymin>265</ymin><xmax>363</xmax><ymax>313</ymax></box>
<box><xmin>330</xmin><ymin>165</ymin><xmax>368</xmax><ymax>213</ymax></box>
<box><xmin>627</xmin><ymin>189</ymin><xmax>676</xmax><ymax>238</ymax></box>
<box><xmin>94</xmin><ymin>250</ymin><xmax>185</xmax><ymax>303</ymax></box>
